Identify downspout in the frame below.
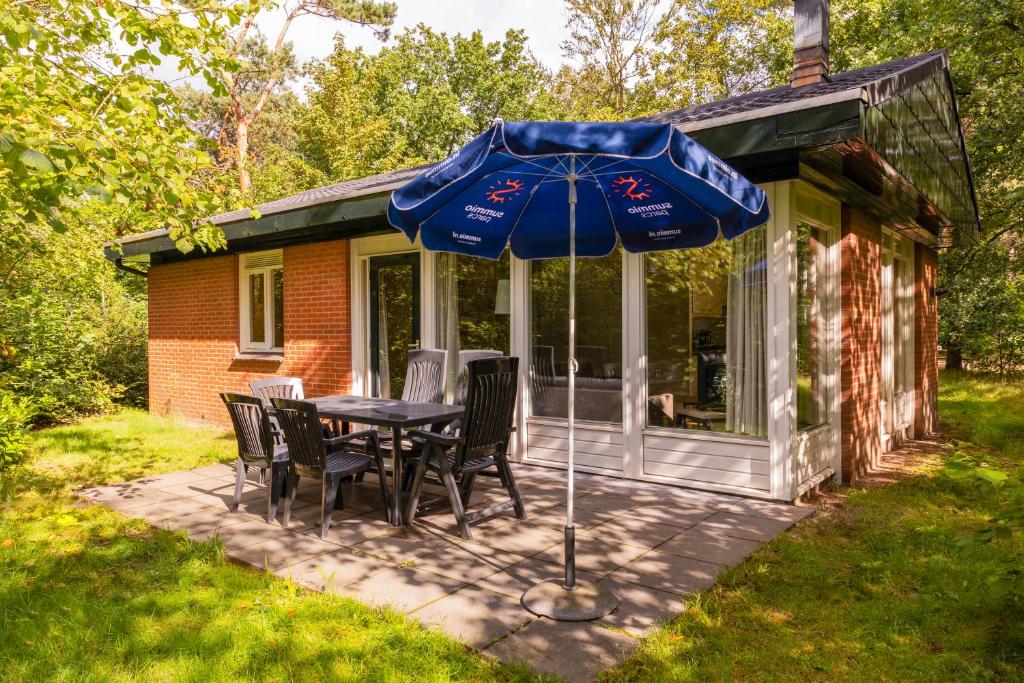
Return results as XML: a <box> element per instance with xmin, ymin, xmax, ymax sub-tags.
<box><xmin>114</xmin><ymin>257</ymin><xmax>148</xmax><ymax>278</ymax></box>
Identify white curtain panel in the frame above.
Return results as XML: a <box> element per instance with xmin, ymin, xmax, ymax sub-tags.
<box><xmin>725</xmin><ymin>227</ymin><xmax>768</xmax><ymax>437</ymax></box>
<box><xmin>435</xmin><ymin>253</ymin><xmax>461</xmax><ymax>403</ymax></box>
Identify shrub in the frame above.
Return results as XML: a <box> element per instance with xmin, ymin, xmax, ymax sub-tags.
<box><xmin>0</xmin><ymin>389</ymin><xmax>34</xmax><ymax>471</ymax></box>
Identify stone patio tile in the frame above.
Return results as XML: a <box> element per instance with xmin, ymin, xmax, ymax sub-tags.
<box><xmin>714</xmin><ymin>499</ymin><xmax>815</xmax><ymax>523</ymax></box>
<box><xmin>233</xmin><ymin>496</ymin><xmax>318</xmax><ymax>523</ymax></box>
<box><xmin>135</xmin><ymin>470</ymin><xmax>220</xmax><ymax>488</ymax></box>
<box><xmin>535</xmin><ymin>536</ymin><xmax>649</xmax><ymax>576</ymax></box>
<box><xmin>410</xmin><ymin>507</ymin><xmax>520</xmax><ymax>539</ymax></box>
<box><xmin>344</xmin><ymin>566</ymin><xmax>467</xmax><ymax>613</ymax></box>
<box><xmin>279</xmin><ymin>547</ymin><xmax>393</xmax><ymax>591</ymax></box>
<box><xmin>351</xmin><ymin>529</ymin><xmax>457</xmax><ymax>565</ymax></box>
<box><xmin>229</xmin><ymin>531</ymin><xmax>334</xmax><ymax>572</ymax></box>
<box><xmin>579</xmin><ymin>515</ymin><xmax>683</xmax><ymax>550</ymax></box>
<box><xmin>693</xmin><ymin>511</ymin><xmax>795</xmax><ymax>542</ymax></box>
<box><xmin>412</xmin><ymin>540</ymin><xmax>523</xmax><ymax>583</ymax></box>
<box><xmin>597</xmin><ymin>577</ymin><xmax>683</xmax><ymax>637</ymax></box>
<box><xmin>531</xmin><ymin>504</ymin><xmax>621</xmax><ymax>531</ymax></box>
<box><xmin>611</xmin><ymin>550</ymin><xmax>723</xmax><ymax>596</ymax></box>
<box><xmin>656</xmin><ymin>529</ymin><xmax>763</xmax><ymax>567</ymax></box>
<box><xmin>298</xmin><ymin>513</ymin><xmax>399</xmax><ymax>547</ymax></box>
<box><xmin>102</xmin><ymin>488</ymin><xmax>182</xmax><ymax>511</ymax></box>
<box><xmin>572</xmin><ymin>493</ymin><xmax>644</xmax><ymax>514</ymax></box>
<box><xmin>463</xmin><ymin>520</ymin><xmax>564</xmax><ymax>557</ymax></box>
<box><xmin>476</xmin><ymin>557</ymin><xmax>599</xmax><ymax>600</ymax></box>
<box><xmin>513</xmin><ymin>486</ymin><xmax>573</xmax><ymax>509</ymax></box>
<box><xmin>193</xmin><ymin>518</ymin><xmax>289</xmax><ymax>550</ymax></box>
<box><xmin>410</xmin><ymin>585</ymin><xmax>535</xmax><ymax>649</ymax></box>
<box><xmin>486</xmin><ymin>617</ymin><xmax>636</xmax><ymax>683</ymax></box>
<box><xmin>277</xmin><ymin>501</ymin><xmax>362</xmax><ymax>533</ymax></box>
<box><xmin>124</xmin><ymin>497</ymin><xmax>207</xmax><ymax>524</ymax></box>
<box><xmin>187</xmin><ymin>463</ymin><xmax>236</xmax><ymax>480</ymax></box>
<box><xmin>159</xmin><ymin>506</ymin><xmax>250</xmax><ymax>535</ymax></box>
<box><xmin>625</xmin><ymin>503</ymin><xmax>718</xmax><ymax>529</ymax></box>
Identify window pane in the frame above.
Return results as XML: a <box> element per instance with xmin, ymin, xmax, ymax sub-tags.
<box><xmin>249</xmin><ymin>272</ymin><xmax>265</xmax><ymax>344</ymax></box>
<box><xmin>797</xmin><ymin>223</ymin><xmax>828</xmax><ymax>429</ymax></box>
<box><xmin>530</xmin><ymin>248</ymin><xmax>622</xmax><ymax>424</ymax></box>
<box><xmin>645</xmin><ymin>227</ymin><xmax>767</xmax><ymax>437</ymax></box>
<box><xmin>436</xmin><ymin>251</ymin><xmax>511</xmax><ymax>355</ymax></box>
<box><xmin>272</xmin><ymin>268</ymin><xmax>284</xmax><ymax>349</ymax></box>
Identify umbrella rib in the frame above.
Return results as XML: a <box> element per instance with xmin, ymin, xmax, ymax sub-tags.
<box><xmin>496</xmin><ymin>152</ymin><xmax>564</xmax><ymax>175</ymax></box>
<box><xmin>504</xmin><ymin>162</ymin><xmax>564</xmax><ymax>247</ymax></box>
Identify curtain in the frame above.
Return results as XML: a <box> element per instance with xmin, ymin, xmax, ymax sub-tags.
<box><xmin>435</xmin><ymin>253</ymin><xmax>460</xmax><ymax>403</ymax></box>
<box><xmin>725</xmin><ymin>227</ymin><xmax>768</xmax><ymax>437</ymax></box>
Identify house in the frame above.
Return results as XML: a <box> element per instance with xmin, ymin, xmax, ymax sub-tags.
<box><xmin>107</xmin><ymin>0</ymin><xmax>979</xmax><ymax>502</ymax></box>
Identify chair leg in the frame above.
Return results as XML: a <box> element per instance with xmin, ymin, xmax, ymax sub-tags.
<box><xmin>282</xmin><ymin>470</ymin><xmax>299</xmax><ymax>526</ymax></box>
<box><xmin>231</xmin><ymin>460</ymin><xmax>246</xmax><ymax>512</ymax></box>
<box><xmin>459</xmin><ymin>472</ymin><xmax>477</xmax><ymax>507</ymax></box>
<box><xmin>498</xmin><ymin>457</ymin><xmax>527</xmax><ymax>520</ymax></box>
<box><xmin>404</xmin><ymin>447</ymin><xmax>431</xmax><ymax>525</ymax></box>
<box><xmin>267</xmin><ymin>462</ymin><xmax>286</xmax><ymax>524</ymax></box>
<box><xmin>438</xmin><ymin>456</ymin><xmax>472</xmax><ymax>540</ymax></box>
<box><xmin>320</xmin><ymin>474</ymin><xmax>341</xmax><ymax>539</ymax></box>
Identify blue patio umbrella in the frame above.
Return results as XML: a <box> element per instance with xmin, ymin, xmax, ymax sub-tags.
<box><xmin>389</xmin><ymin>119</ymin><xmax>770</xmax><ymax>620</ymax></box>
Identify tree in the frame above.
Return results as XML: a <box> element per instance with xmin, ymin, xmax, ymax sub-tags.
<box><xmin>214</xmin><ymin>0</ymin><xmax>396</xmax><ymax>195</ymax></box>
<box><xmin>557</xmin><ymin>0</ymin><xmax>664</xmax><ymax>118</ymax></box>
<box><xmin>0</xmin><ymin>0</ymin><xmax>241</xmax><ymax>264</ymax></box>
<box><xmin>651</xmin><ymin>0</ymin><xmax>791</xmax><ymax>108</ymax></box>
<box><xmin>298</xmin><ymin>26</ymin><xmax>561</xmax><ymax>182</ymax></box>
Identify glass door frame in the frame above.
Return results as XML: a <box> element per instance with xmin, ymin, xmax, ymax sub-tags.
<box><xmin>368</xmin><ymin>252</ymin><xmax>421</xmax><ymax>398</ymax></box>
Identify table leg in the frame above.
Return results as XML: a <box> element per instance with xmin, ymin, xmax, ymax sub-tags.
<box><xmin>391</xmin><ymin>426</ymin><xmax>403</xmax><ymax>527</ymax></box>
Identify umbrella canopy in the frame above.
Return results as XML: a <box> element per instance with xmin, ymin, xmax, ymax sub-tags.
<box><xmin>388</xmin><ymin>119</ymin><xmax>770</xmax><ymax>621</ymax></box>
<box><xmin>388</xmin><ymin>120</ymin><xmax>769</xmax><ymax>259</ymax></box>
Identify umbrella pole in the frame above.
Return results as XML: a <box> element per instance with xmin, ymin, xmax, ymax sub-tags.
<box><xmin>565</xmin><ymin>155</ymin><xmax>577</xmax><ymax>590</ymax></box>
<box><xmin>521</xmin><ymin>155</ymin><xmax>619</xmax><ymax>622</ymax></box>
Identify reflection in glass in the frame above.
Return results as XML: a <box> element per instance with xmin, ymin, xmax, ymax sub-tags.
<box><xmin>645</xmin><ymin>227</ymin><xmax>767</xmax><ymax>437</ymax></box>
<box><xmin>272</xmin><ymin>268</ymin><xmax>284</xmax><ymax>349</ymax></box>
<box><xmin>249</xmin><ymin>273</ymin><xmax>265</xmax><ymax>344</ymax></box>
<box><xmin>376</xmin><ymin>263</ymin><xmax>415</xmax><ymax>399</ymax></box>
<box><xmin>530</xmin><ymin>248</ymin><xmax>622</xmax><ymax>424</ymax></box>
<box><xmin>797</xmin><ymin>223</ymin><xmax>828</xmax><ymax>429</ymax></box>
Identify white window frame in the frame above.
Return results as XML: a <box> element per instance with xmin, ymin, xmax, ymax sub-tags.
<box><xmin>239</xmin><ymin>249</ymin><xmax>284</xmax><ymax>353</ymax></box>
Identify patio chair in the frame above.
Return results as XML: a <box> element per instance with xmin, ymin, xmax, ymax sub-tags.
<box><xmin>404</xmin><ymin>356</ymin><xmax>526</xmax><ymax>540</ymax></box>
<box><xmin>220</xmin><ymin>392</ymin><xmax>292</xmax><ymax>524</ymax></box>
<box><xmin>454</xmin><ymin>349</ymin><xmax>503</xmax><ymax>405</ymax></box>
<box><xmin>401</xmin><ymin>348</ymin><xmax>446</xmax><ymax>403</ymax></box>
<box><xmin>270</xmin><ymin>397</ymin><xmax>390</xmax><ymax>537</ymax></box>
<box><xmin>250</xmin><ymin>376</ymin><xmax>304</xmax><ymax>402</ymax></box>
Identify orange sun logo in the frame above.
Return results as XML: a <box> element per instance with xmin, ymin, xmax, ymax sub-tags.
<box><xmin>485</xmin><ymin>178</ymin><xmax>524</xmax><ymax>204</ymax></box>
<box><xmin>611</xmin><ymin>176</ymin><xmax>652</xmax><ymax>201</ymax></box>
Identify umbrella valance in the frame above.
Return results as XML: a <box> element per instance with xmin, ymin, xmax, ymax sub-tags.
<box><xmin>387</xmin><ymin>120</ymin><xmax>770</xmax><ymax>259</ymax></box>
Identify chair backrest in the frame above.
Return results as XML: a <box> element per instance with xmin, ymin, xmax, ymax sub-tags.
<box><xmin>250</xmin><ymin>376</ymin><xmax>304</xmax><ymax>406</ymax></box>
<box><xmin>454</xmin><ymin>349</ymin><xmax>503</xmax><ymax>405</ymax></box>
<box><xmin>221</xmin><ymin>392</ymin><xmax>275</xmax><ymax>465</ymax></box>
<box><xmin>456</xmin><ymin>356</ymin><xmax>519</xmax><ymax>468</ymax></box>
<box><xmin>401</xmin><ymin>348</ymin><xmax>446</xmax><ymax>404</ymax></box>
<box><xmin>270</xmin><ymin>397</ymin><xmax>326</xmax><ymax>471</ymax></box>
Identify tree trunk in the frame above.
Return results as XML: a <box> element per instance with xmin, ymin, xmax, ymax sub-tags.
<box><xmin>945</xmin><ymin>340</ymin><xmax>963</xmax><ymax>370</ymax></box>
<box><xmin>237</xmin><ymin>117</ymin><xmax>251</xmax><ymax>196</ymax></box>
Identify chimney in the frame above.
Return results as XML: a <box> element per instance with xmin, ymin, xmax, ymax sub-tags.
<box><xmin>793</xmin><ymin>0</ymin><xmax>830</xmax><ymax>87</ymax></box>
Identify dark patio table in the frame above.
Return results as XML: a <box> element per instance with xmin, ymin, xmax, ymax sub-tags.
<box><xmin>308</xmin><ymin>395</ymin><xmax>464</xmax><ymax>527</ymax></box>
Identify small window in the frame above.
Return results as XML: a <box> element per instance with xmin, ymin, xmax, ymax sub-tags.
<box><xmin>796</xmin><ymin>222</ymin><xmax>829</xmax><ymax>430</ymax></box>
<box><xmin>240</xmin><ymin>250</ymin><xmax>284</xmax><ymax>352</ymax></box>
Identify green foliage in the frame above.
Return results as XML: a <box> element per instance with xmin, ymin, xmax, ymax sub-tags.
<box><xmin>299</xmin><ymin>26</ymin><xmax>561</xmax><ymax>181</ymax></box>
<box><xmin>0</xmin><ymin>0</ymin><xmax>241</xmax><ymax>255</ymax></box>
<box><xmin>0</xmin><ymin>212</ymin><xmax>148</xmax><ymax>424</ymax></box>
<box><xmin>0</xmin><ymin>389</ymin><xmax>33</xmax><ymax>471</ymax></box>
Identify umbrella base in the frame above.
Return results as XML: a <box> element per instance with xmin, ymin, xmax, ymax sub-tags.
<box><xmin>521</xmin><ymin>579</ymin><xmax>619</xmax><ymax>622</ymax></box>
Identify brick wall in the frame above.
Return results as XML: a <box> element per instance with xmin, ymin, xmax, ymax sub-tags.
<box><xmin>148</xmin><ymin>240</ymin><xmax>351</xmax><ymax>426</ymax></box>
<box><xmin>914</xmin><ymin>243</ymin><xmax>939</xmax><ymax>435</ymax></box>
<box><xmin>839</xmin><ymin>205</ymin><xmax>882</xmax><ymax>481</ymax></box>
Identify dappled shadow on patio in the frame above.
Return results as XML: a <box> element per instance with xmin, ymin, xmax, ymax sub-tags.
<box><xmin>74</xmin><ymin>461</ymin><xmax>812</xmax><ymax>681</ymax></box>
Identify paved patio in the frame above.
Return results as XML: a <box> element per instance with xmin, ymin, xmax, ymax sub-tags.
<box><xmin>79</xmin><ymin>463</ymin><xmax>812</xmax><ymax>682</ymax></box>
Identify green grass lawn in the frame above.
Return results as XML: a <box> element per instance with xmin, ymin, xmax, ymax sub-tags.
<box><xmin>0</xmin><ymin>409</ymin><xmax>538</xmax><ymax>682</ymax></box>
<box><xmin>3</xmin><ymin>377</ymin><xmax>1023</xmax><ymax>681</ymax></box>
<box><xmin>607</xmin><ymin>371</ymin><xmax>1024</xmax><ymax>681</ymax></box>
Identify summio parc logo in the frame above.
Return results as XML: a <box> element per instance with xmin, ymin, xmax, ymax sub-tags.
<box><xmin>485</xmin><ymin>178</ymin><xmax>524</xmax><ymax>203</ymax></box>
<box><xmin>452</xmin><ymin>231</ymin><xmax>483</xmax><ymax>244</ymax></box>
<box><xmin>611</xmin><ymin>175</ymin><xmax>652</xmax><ymax>201</ymax></box>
